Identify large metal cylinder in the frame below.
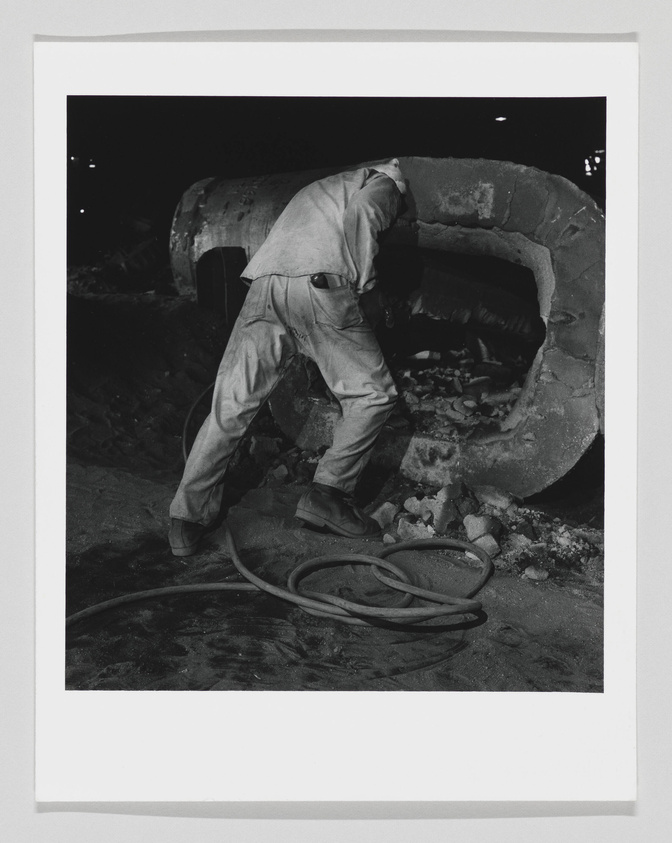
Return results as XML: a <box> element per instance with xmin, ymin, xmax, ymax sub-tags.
<box><xmin>170</xmin><ymin>157</ymin><xmax>605</xmax><ymax>497</ymax></box>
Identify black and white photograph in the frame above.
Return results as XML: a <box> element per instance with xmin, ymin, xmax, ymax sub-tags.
<box><xmin>6</xmin><ymin>0</ymin><xmax>672</xmax><ymax>834</ymax></box>
<box><xmin>64</xmin><ymin>94</ymin><xmax>607</xmax><ymax>694</ymax></box>
<box><xmin>33</xmin><ymin>39</ymin><xmax>638</xmax><ymax>805</ymax></box>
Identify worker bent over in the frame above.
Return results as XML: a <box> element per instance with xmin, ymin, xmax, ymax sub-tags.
<box><xmin>169</xmin><ymin>158</ymin><xmax>407</xmax><ymax>556</ymax></box>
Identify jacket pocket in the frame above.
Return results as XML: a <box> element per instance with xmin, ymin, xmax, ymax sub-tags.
<box><xmin>309</xmin><ymin>282</ymin><xmax>363</xmax><ymax>329</ymax></box>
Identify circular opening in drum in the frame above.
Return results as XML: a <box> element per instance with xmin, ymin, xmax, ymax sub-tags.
<box><xmin>373</xmin><ymin>246</ymin><xmax>546</xmax><ymax>439</ymax></box>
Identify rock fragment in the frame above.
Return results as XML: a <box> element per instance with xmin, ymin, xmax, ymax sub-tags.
<box><xmin>403</xmin><ymin>496</ymin><xmax>428</xmax><ymax>517</ymax></box>
<box><xmin>433</xmin><ymin>500</ymin><xmax>460</xmax><ymax>534</ymax></box>
<box><xmin>371</xmin><ymin>501</ymin><xmax>399</xmax><ymax>530</ymax></box>
<box><xmin>463</xmin><ymin>513</ymin><xmax>503</xmax><ymax>542</ymax></box>
<box><xmin>524</xmin><ymin>565</ymin><xmax>550</xmax><ymax>581</ymax></box>
<box><xmin>397</xmin><ymin>517</ymin><xmax>436</xmax><ymax>540</ymax></box>
<box><xmin>268</xmin><ymin>464</ymin><xmax>289</xmax><ymax>481</ymax></box>
<box><xmin>471</xmin><ymin>484</ymin><xmax>516</xmax><ymax>512</ymax></box>
<box><xmin>510</xmin><ymin>518</ymin><xmax>538</xmax><ymax>541</ymax></box>
<box><xmin>506</xmin><ymin>533</ymin><xmax>533</xmax><ymax>554</ymax></box>
<box><xmin>473</xmin><ymin>533</ymin><xmax>501</xmax><ymax>557</ymax></box>
<box><xmin>456</xmin><ymin>496</ymin><xmax>479</xmax><ymax>518</ymax></box>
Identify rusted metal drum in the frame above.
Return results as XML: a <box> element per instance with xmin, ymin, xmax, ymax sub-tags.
<box><xmin>170</xmin><ymin>157</ymin><xmax>605</xmax><ymax>497</ymax></box>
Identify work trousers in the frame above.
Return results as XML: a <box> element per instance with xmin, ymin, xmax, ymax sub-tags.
<box><xmin>170</xmin><ymin>274</ymin><xmax>398</xmax><ymax>526</ymax></box>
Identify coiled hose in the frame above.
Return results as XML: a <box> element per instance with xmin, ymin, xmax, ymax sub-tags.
<box><xmin>66</xmin><ymin>527</ymin><xmax>493</xmax><ymax>628</ymax></box>
<box><xmin>67</xmin><ymin>381</ymin><xmax>494</xmax><ymax>629</ymax></box>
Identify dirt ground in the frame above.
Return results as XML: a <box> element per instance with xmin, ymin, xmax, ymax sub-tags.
<box><xmin>65</xmin><ymin>279</ymin><xmax>604</xmax><ymax>692</ymax></box>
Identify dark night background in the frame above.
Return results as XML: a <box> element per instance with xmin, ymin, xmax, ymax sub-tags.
<box><xmin>67</xmin><ymin>96</ymin><xmax>606</xmax><ymax>268</ymax></box>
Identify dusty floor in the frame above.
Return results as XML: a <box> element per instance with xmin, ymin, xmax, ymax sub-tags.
<box><xmin>65</xmin><ymin>283</ymin><xmax>604</xmax><ymax>692</ymax></box>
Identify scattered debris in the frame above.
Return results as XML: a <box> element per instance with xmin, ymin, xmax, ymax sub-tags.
<box><xmin>66</xmin><ymin>285</ymin><xmax>603</xmax><ymax>619</ymax></box>
<box><xmin>392</xmin><ymin>354</ymin><xmax>524</xmax><ymax>438</ymax></box>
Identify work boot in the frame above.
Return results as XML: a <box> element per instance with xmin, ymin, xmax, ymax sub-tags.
<box><xmin>295</xmin><ymin>483</ymin><xmax>381</xmax><ymax>539</ymax></box>
<box><xmin>169</xmin><ymin>518</ymin><xmax>205</xmax><ymax>557</ymax></box>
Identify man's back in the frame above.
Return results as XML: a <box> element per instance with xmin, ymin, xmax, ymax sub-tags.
<box><xmin>242</xmin><ymin>166</ymin><xmax>402</xmax><ymax>293</ymax></box>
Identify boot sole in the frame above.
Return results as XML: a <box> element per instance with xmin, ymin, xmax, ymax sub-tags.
<box><xmin>295</xmin><ymin>506</ymin><xmax>381</xmax><ymax>539</ymax></box>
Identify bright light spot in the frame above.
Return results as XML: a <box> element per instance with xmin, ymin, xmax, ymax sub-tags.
<box><xmin>79</xmin><ymin>209</ymin><xmax>85</xmax><ymax>214</ymax></box>
<box><xmin>595</xmin><ymin>156</ymin><xmax>601</xmax><ymax>164</ymax></box>
<box><xmin>70</xmin><ymin>156</ymin><xmax>75</xmax><ymax>161</ymax></box>
<box><xmin>495</xmin><ymin>116</ymin><xmax>507</xmax><ymax>122</ymax></box>
<box><xmin>88</xmin><ymin>164</ymin><xmax>96</xmax><ymax>168</ymax></box>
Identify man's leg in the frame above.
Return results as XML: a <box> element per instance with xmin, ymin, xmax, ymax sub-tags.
<box><xmin>170</xmin><ymin>277</ymin><xmax>294</xmax><ymax>533</ymax></box>
<box><xmin>291</xmin><ymin>277</ymin><xmax>397</xmax><ymax>537</ymax></box>
<box><xmin>310</xmin><ymin>323</ymin><xmax>397</xmax><ymax>493</ymax></box>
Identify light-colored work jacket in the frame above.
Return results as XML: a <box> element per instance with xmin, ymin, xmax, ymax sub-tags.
<box><xmin>241</xmin><ymin>167</ymin><xmax>403</xmax><ymax>296</ymax></box>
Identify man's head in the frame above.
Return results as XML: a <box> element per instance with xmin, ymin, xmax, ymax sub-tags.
<box><xmin>371</xmin><ymin>158</ymin><xmax>407</xmax><ymax>195</ymax></box>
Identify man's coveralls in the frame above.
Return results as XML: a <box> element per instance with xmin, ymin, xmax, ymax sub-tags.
<box><xmin>170</xmin><ymin>166</ymin><xmax>403</xmax><ymax>527</ymax></box>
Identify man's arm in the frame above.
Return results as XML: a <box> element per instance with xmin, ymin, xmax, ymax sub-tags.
<box><xmin>343</xmin><ymin>174</ymin><xmax>403</xmax><ymax>293</ymax></box>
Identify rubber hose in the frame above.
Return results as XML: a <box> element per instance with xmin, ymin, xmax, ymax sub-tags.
<box><xmin>66</xmin><ymin>524</ymin><xmax>493</xmax><ymax>629</ymax></box>
<box><xmin>67</xmin><ymin>382</ymin><xmax>495</xmax><ymax>630</ymax></box>
<box><xmin>181</xmin><ymin>381</ymin><xmax>215</xmax><ymax>464</ymax></box>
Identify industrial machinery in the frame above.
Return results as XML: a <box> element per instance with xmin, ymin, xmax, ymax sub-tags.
<box><xmin>169</xmin><ymin>157</ymin><xmax>605</xmax><ymax>498</ymax></box>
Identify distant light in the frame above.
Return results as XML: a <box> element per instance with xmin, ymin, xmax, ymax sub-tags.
<box><xmin>594</xmin><ymin>156</ymin><xmax>601</xmax><ymax>164</ymax></box>
<box><xmin>88</xmin><ymin>163</ymin><xmax>96</xmax><ymax>168</ymax></box>
<box><xmin>495</xmin><ymin>116</ymin><xmax>507</xmax><ymax>122</ymax></box>
<box><xmin>70</xmin><ymin>156</ymin><xmax>76</xmax><ymax>161</ymax></box>
<box><xmin>79</xmin><ymin>209</ymin><xmax>85</xmax><ymax>214</ymax></box>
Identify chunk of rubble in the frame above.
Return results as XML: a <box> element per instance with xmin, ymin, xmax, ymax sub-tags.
<box><xmin>400</xmin><ymin>487</ymin><xmax>462</xmax><ymax>535</ymax></box>
<box><xmin>509</xmin><ymin>518</ymin><xmax>538</xmax><ymax>541</ymax></box>
<box><xmin>462</xmin><ymin>376</ymin><xmax>492</xmax><ymax>399</ymax></box>
<box><xmin>470</xmin><ymin>484</ymin><xmax>517</xmax><ymax>512</ymax></box>
<box><xmin>463</xmin><ymin>513</ymin><xmax>488</xmax><ymax>541</ymax></box>
<box><xmin>407</xmin><ymin>350</ymin><xmax>441</xmax><ymax>361</ymax></box>
<box><xmin>268</xmin><ymin>464</ymin><xmax>289</xmax><ymax>481</ymax></box>
<box><xmin>463</xmin><ymin>514</ymin><xmax>503</xmax><ymax>542</ymax></box>
<box><xmin>456</xmin><ymin>397</ymin><xmax>478</xmax><ymax>415</ymax></box>
<box><xmin>382</xmin><ymin>533</ymin><xmax>397</xmax><ymax>545</ymax></box>
<box><xmin>506</xmin><ymin>533</ymin><xmax>533</xmax><ymax>554</ymax></box>
<box><xmin>473</xmin><ymin>533</ymin><xmax>501</xmax><ymax>557</ymax></box>
<box><xmin>456</xmin><ymin>496</ymin><xmax>479</xmax><ymax>518</ymax></box>
<box><xmin>397</xmin><ymin>517</ymin><xmax>436</xmax><ymax>540</ymax></box>
<box><xmin>403</xmin><ymin>495</ymin><xmax>429</xmax><ymax>517</ymax></box>
<box><xmin>524</xmin><ymin>565</ymin><xmax>550</xmax><ymax>581</ymax></box>
<box><xmin>433</xmin><ymin>501</ymin><xmax>460</xmax><ymax>534</ymax></box>
<box><xmin>371</xmin><ymin>501</ymin><xmax>399</xmax><ymax>530</ymax></box>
